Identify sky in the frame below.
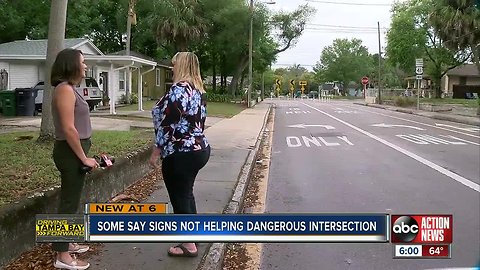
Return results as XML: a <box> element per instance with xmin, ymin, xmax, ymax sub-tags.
<box><xmin>268</xmin><ymin>0</ymin><xmax>398</xmax><ymax>71</ymax></box>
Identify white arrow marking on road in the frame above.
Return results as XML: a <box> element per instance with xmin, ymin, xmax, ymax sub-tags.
<box><xmin>371</xmin><ymin>123</ymin><xmax>425</xmax><ymax>130</ymax></box>
<box><xmin>435</xmin><ymin>123</ymin><xmax>480</xmax><ymax>132</ymax></box>
<box><xmin>287</xmin><ymin>124</ymin><xmax>336</xmax><ymax>130</ymax></box>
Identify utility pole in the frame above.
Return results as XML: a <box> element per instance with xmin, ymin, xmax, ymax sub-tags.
<box><xmin>125</xmin><ymin>0</ymin><xmax>136</xmax><ymax>101</ymax></box>
<box><xmin>248</xmin><ymin>0</ymin><xmax>253</xmax><ymax>108</ymax></box>
<box><xmin>377</xmin><ymin>21</ymin><xmax>382</xmax><ymax>104</ymax></box>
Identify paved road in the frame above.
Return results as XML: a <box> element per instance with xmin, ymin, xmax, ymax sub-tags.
<box><xmin>261</xmin><ymin>100</ymin><xmax>480</xmax><ymax>270</ymax></box>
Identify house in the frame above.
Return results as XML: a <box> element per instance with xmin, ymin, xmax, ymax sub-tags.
<box><xmin>0</xmin><ymin>38</ymin><xmax>158</xmax><ymax>114</ymax></box>
<box><xmin>404</xmin><ymin>75</ymin><xmax>433</xmax><ymax>98</ymax></box>
<box><xmin>112</xmin><ymin>50</ymin><xmax>172</xmax><ymax>100</ymax></box>
<box><xmin>442</xmin><ymin>64</ymin><xmax>480</xmax><ymax>98</ymax></box>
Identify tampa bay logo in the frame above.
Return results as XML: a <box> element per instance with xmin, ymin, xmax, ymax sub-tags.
<box><xmin>392</xmin><ymin>216</ymin><xmax>419</xmax><ymax>242</ymax></box>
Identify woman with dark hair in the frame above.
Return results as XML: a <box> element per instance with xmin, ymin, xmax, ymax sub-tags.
<box><xmin>51</xmin><ymin>48</ymin><xmax>98</xmax><ymax>270</ymax></box>
<box><xmin>150</xmin><ymin>52</ymin><xmax>210</xmax><ymax>257</ymax></box>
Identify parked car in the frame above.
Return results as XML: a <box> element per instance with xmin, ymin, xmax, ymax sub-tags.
<box><xmin>308</xmin><ymin>91</ymin><xmax>319</xmax><ymax>99</ymax></box>
<box><xmin>34</xmin><ymin>77</ymin><xmax>102</xmax><ymax>111</ymax></box>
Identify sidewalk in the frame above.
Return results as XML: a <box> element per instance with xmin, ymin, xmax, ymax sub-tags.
<box><xmin>353</xmin><ymin>102</ymin><xmax>480</xmax><ymax>126</ymax></box>
<box><xmin>88</xmin><ymin>103</ymin><xmax>271</xmax><ymax>270</ymax></box>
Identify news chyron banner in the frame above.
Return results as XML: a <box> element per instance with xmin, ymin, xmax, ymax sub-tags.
<box><xmin>391</xmin><ymin>215</ymin><xmax>453</xmax><ymax>259</ymax></box>
<box><xmin>87</xmin><ymin>213</ymin><xmax>388</xmax><ymax>242</ymax></box>
<box><xmin>36</xmin><ymin>203</ymin><xmax>388</xmax><ymax>243</ymax></box>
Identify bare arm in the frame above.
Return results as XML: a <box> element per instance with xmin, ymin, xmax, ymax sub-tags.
<box><xmin>54</xmin><ymin>84</ymin><xmax>89</xmax><ymax>164</ymax></box>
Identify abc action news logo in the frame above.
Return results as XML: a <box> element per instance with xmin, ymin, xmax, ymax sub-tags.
<box><xmin>391</xmin><ymin>215</ymin><xmax>452</xmax><ymax>244</ymax></box>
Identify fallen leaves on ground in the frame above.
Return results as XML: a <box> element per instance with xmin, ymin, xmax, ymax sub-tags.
<box><xmin>3</xmin><ymin>167</ymin><xmax>163</xmax><ymax>270</ymax></box>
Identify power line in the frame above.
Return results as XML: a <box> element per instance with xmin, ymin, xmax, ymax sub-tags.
<box><xmin>306</xmin><ymin>23</ymin><xmax>389</xmax><ymax>30</ymax></box>
<box><xmin>305</xmin><ymin>28</ymin><xmax>387</xmax><ymax>34</ymax></box>
<box><xmin>304</xmin><ymin>0</ymin><xmax>393</xmax><ymax>6</ymax></box>
<box><xmin>273</xmin><ymin>63</ymin><xmax>317</xmax><ymax>67</ymax></box>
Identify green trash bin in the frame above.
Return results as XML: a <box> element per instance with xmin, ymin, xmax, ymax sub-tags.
<box><xmin>0</xmin><ymin>90</ymin><xmax>16</xmax><ymax>116</ymax></box>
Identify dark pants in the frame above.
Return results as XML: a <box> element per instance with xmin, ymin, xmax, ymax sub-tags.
<box><xmin>52</xmin><ymin>139</ymin><xmax>91</xmax><ymax>252</ymax></box>
<box><xmin>162</xmin><ymin>146</ymin><xmax>211</xmax><ymax>214</ymax></box>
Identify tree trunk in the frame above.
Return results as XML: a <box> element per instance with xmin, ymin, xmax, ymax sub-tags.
<box><xmin>473</xmin><ymin>44</ymin><xmax>480</xmax><ymax>75</ymax></box>
<box><xmin>212</xmin><ymin>53</ymin><xmax>216</xmax><ymax>93</ymax></box>
<box><xmin>221</xmin><ymin>54</ymin><xmax>226</xmax><ymax>94</ymax></box>
<box><xmin>229</xmin><ymin>56</ymin><xmax>248</xmax><ymax>96</ymax></box>
<box><xmin>38</xmin><ymin>0</ymin><xmax>68</xmax><ymax>142</ymax></box>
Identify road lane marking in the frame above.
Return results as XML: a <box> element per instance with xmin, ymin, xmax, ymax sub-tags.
<box><xmin>302</xmin><ymin>103</ymin><xmax>480</xmax><ymax>193</ymax></box>
<box><xmin>435</xmin><ymin>123</ymin><xmax>480</xmax><ymax>132</ymax></box>
<box><xmin>371</xmin><ymin>123</ymin><xmax>426</xmax><ymax>130</ymax></box>
<box><xmin>338</xmin><ymin>104</ymin><xmax>480</xmax><ymax>139</ymax></box>
<box><xmin>286</xmin><ymin>136</ymin><xmax>351</xmax><ymax>147</ymax></box>
<box><xmin>396</xmin><ymin>134</ymin><xmax>467</xmax><ymax>145</ymax></box>
<box><xmin>288</xmin><ymin>124</ymin><xmax>335</xmax><ymax>130</ymax></box>
<box><xmin>439</xmin><ymin>135</ymin><xmax>480</xmax><ymax>146</ymax></box>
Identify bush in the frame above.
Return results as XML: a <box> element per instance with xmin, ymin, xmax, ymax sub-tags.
<box><xmin>205</xmin><ymin>93</ymin><xmax>232</xmax><ymax>103</ymax></box>
<box><xmin>393</xmin><ymin>96</ymin><xmax>416</xmax><ymax>107</ymax></box>
<box><xmin>119</xmin><ymin>93</ymin><xmax>138</xmax><ymax>105</ymax></box>
<box><xmin>130</xmin><ymin>93</ymin><xmax>138</xmax><ymax>104</ymax></box>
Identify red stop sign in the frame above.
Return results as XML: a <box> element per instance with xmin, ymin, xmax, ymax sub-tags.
<box><xmin>361</xmin><ymin>77</ymin><xmax>369</xmax><ymax>85</ymax></box>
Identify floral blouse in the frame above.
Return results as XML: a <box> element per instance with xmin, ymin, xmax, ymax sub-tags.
<box><xmin>152</xmin><ymin>81</ymin><xmax>209</xmax><ymax>158</ymax></box>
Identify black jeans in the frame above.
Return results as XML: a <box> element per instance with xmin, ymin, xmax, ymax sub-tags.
<box><xmin>51</xmin><ymin>139</ymin><xmax>91</xmax><ymax>252</ymax></box>
<box><xmin>162</xmin><ymin>146</ymin><xmax>211</xmax><ymax>214</ymax></box>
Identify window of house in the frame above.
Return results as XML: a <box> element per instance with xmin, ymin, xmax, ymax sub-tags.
<box><xmin>166</xmin><ymin>69</ymin><xmax>173</xmax><ymax>81</ymax></box>
<box><xmin>459</xmin><ymin>76</ymin><xmax>467</xmax><ymax>85</ymax></box>
<box><xmin>156</xmin><ymin>69</ymin><xmax>161</xmax><ymax>86</ymax></box>
<box><xmin>119</xmin><ymin>70</ymin><xmax>125</xmax><ymax>91</ymax></box>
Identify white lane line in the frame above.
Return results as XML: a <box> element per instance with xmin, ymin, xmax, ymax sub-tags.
<box><xmin>338</xmin><ymin>103</ymin><xmax>480</xmax><ymax>139</ymax></box>
<box><xmin>302</xmin><ymin>103</ymin><xmax>480</xmax><ymax>193</ymax></box>
<box><xmin>439</xmin><ymin>135</ymin><xmax>480</xmax><ymax>146</ymax></box>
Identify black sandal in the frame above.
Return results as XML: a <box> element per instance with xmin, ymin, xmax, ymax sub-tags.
<box><xmin>167</xmin><ymin>244</ymin><xmax>198</xmax><ymax>257</ymax></box>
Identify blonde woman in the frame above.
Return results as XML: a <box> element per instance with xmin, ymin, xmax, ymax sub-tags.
<box><xmin>150</xmin><ymin>52</ymin><xmax>210</xmax><ymax>257</ymax></box>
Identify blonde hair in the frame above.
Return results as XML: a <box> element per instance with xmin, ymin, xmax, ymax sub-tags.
<box><xmin>172</xmin><ymin>52</ymin><xmax>205</xmax><ymax>93</ymax></box>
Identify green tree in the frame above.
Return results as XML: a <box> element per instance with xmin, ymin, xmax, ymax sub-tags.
<box><xmin>385</xmin><ymin>0</ymin><xmax>471</xmax><ymax>97</ymax></box>
<box><xmin>429</xmin><ymin>0</ymin><xmax>480</xmax><ymax>71</ymax></box>
<box><xmin>314</xmin><ymin>38</ymin><xmax>373</xmax><ymax>95</ymax></box>
<box><xmin>227</xmin><ymin>4</ymin><xmax>315</xmax><ymax>95</ymax></box>
<box><xmin>385</xmin><ymin>2</ymin><xmax>426</xmax><ymax>73</ymax></box>
<box><xmin>151</xmin><ymin>0</ymin><xmax>208</xmax><ymax>52</ymax></box>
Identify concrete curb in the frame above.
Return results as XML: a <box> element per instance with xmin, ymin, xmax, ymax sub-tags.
<box><xmin>197</xmin><ymin>104</ymin><xmax>272</xmax><ymax>270</ymax></box>
<box><xmin>0</xmin><ymin>145</ymin><xmax>153</xmax><ymax>268</ymax></box>
<box><xmin>353</xmin><ymin>102</ymin><xmax>480</xmax><ymax>126</ymax></box>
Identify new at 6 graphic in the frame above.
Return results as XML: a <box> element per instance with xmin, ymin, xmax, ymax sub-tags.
<box><xmin>391</xmin><ymin>215</ymin><xmax>452</xmax><ymax>244</ymax></box>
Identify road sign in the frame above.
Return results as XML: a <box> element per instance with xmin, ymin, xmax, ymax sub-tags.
<box><xmin>416</xmin><ymin>58</ymin><xmax>423</xmax><ymax>67</ymax></box>
<box><xmin>275</xmin><ymin>79</ymin><xmax>281</xmax><ymax>90</ymax></box>
<box><xmin>299</xmin><ymin>81</ymin><xmax>307</xmax><ymax>92</ymax></box>
<box><xmin>290</xmin><ymin>79</ymin><xmax>295</xmax><ymax>91</ymax></box>
<box><xmin>415</xmin><ymin>58</ymin><xmax>423</xmax><ymax>81</ymax></box>
<box><xmin>361</xmin><ymin>77</ymin><xmax>369</xmax><ymax>85</ymax></box>
<box><xmin>415</xmin><ymin>66</ymin><xmax>423</xmax><ymax>75</ymax></box>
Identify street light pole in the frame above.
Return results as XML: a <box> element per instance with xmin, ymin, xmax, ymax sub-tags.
<box><xmin>248</xmin><ymin>0</ymin><xmax>254</xmax><ymax>108</ymax></box>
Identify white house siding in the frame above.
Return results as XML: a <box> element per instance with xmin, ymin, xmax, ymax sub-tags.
<box><xmin>0</xmin><ymin>62</ymin><xmax>8</xmax><ymax>71</ymax></box>
<box><xmin>9</xmin><ymin>63</ymin><xmax>38</xmax><ymax>89</ymax></box>
<box><xmin>37</xmin><ymin>65</ymin><xmax>45</xmax><ymax>83</ymax></box>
